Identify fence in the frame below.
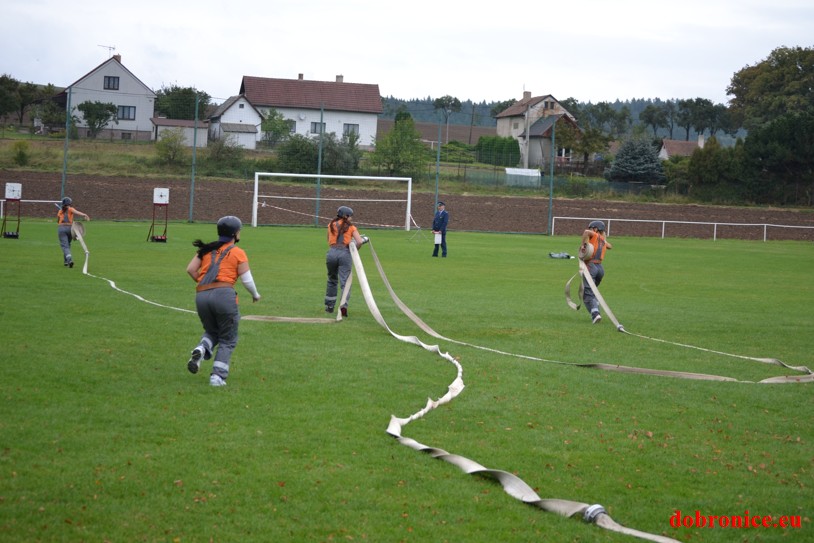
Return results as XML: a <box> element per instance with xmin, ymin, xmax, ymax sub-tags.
<box><xmin>552</xmin><ymin>216</ymin><xmax>814</xmax><ymax>242</ymax></box>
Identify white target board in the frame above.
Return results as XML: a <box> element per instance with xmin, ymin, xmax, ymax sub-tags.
<box><xmin>5</xmin><ymin>183</ymin><xmax>22</xmax><ymax>200</ymax></box>
<box><xmin>153</xmin><ymin>188</ymin><xmax>169</xmax><ymax>205</ymax></box>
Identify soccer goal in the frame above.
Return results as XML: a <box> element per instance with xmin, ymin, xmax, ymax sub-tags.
<box><xmin>252</xmin><ymin>172</ymin><xmax>413</xmax><ymax>230</ymax></box>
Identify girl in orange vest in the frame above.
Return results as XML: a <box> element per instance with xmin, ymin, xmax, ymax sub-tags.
<box><xmin>581</xmin><ymin>220</ymin><xmax>613</xmax><ymax>324</ymax></box>
<box><xmin>324</xmin><ymin>206</ymin><xmax>368</xmax><ymax>317</ymax></box>
<box><xmin>56</xmin><ymin>197</ymin><xmax>90</xmax><ymax>268</ymax></box>
<box><xmin>186</xmin><ymin>216</ymin><xmax>261</xmax><ymax>386</ymax></box>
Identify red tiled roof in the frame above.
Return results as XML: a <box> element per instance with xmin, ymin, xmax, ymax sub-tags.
<box><xmin>240</xmin><ymin>76</ymin><xmax>382</xmax><ymax>114</ymax></box>
<box><xmin>660</xmin><ymin>139</ymin><xmax>699</xmax><ymax>158</ymax></box>
<box><xmin>495</xmin><ymin>94</ymin><xmax>556</xmax><ymax>118</ymax></box>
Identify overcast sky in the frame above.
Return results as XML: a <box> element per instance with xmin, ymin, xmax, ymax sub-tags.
<box><xmin>3</xmin><ymin>0</ymin><xmax>812</xmax><ymax>106</ymax></box>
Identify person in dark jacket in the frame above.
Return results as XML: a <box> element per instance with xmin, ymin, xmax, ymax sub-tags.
<box><xmin>431</xmin><ymin>201</ymin><xmax>449</xmax><ymax>257</ymax></box>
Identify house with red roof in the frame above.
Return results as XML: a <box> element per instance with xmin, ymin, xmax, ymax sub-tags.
<box><xmin>238</xmin><ymin>74</ymin><xmax>382</xmax><ymax>150</ymax></box>
<box><xmin>658</xmin><ymin>135</ymin><xmax>705</xmax><ymax>160</ymax></box>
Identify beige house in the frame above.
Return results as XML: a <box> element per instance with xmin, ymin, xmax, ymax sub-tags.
<box><xmin>495</xmin><ymin>92</ymin><xmax>577</xmax><ymax>168</ymax></box>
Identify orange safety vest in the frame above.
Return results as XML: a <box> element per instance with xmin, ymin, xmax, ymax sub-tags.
<box><xmin>587</xmin><ymin>231</ymin><xmax>608</xmax><ymax>263</ymax></box>
<box><xmin>57</xmin><ymin>207</ymin><xmax>75</xmax><ymax>226</ymax></box>
<box><xmin>196</xmin><ymin>242</ymin><xmax>248</xmax><ymax>285</ymax></box>
<box><xmin>327</xmin><ymin>219</ymin><xmax>357</xmax><ymax>247</ymax></box>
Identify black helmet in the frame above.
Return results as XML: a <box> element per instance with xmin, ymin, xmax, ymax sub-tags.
<box><xmin>588</xmin><ymin>220</ymin><xmax>605</xmax><ymax>232</ymax></box>
<box><xmin>61</xmin><ymin>197</ymin><xmax>72</xmax><ymax>207</ymax></box>
<box><xmin>337</xmin><ymin>206</ymin><xmax>354</xmax><ymax>218</ymax></box>
<box><xmin>217</xmin><ymin>216</ymin><xmax>242</xmax><ymax>238</ymax></box>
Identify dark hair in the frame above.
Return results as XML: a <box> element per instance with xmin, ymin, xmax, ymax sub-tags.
<box><xmin>329</xmin><ymin>217</ymin><xmax>351</xmax><ymax>242</ymax></box>
<box><xmin>193</xmin><ymin>239</ymin><xmax>228</xmax><ymax>258</ymax></box>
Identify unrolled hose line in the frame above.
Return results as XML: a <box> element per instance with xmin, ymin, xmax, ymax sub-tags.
<box><xmin>351</xmin><ymin>241</ymin><xmax>680</xmax><ymax>543</ymax></box>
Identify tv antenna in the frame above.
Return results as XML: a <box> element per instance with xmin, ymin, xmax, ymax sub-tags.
<box><xmin>98</xmin><ymin>44</ymin><xmax>116</xmax><ymax>58</ymax></box>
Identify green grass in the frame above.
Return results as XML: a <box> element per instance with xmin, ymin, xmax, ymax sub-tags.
<box><xmin>1</xmin><ymin>222</ymin><xmax>812</xmax><ymax>542</ymax></box>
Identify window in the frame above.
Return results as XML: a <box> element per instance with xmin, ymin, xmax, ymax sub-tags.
<box><xmin>310</xmin><ymin>122</ymin><xmax>325</xmax><ymax>134</ymax></box>
<box><xmin>104</xmin><ymin>76</ymin><xmax>120</xmax><ymax>90</ymax></box>
<box><xmin>117</xmin><ymin>105</ymin><xmax>136</xmax><ymax>120</ymax></box>
<box><xmin>285</xmin><ymin>120</ymin><xmax>296</xmax><ymax>133</ymax></box>
<box><xmin>239</xmin><ymin>103</ymin><xmax>245</xmax><ymax>109</ymax></box>
<box><xmin>343</xmin><ymin>123</ymin><xmax>359</xmax><ymax>136</ymax></box>
<box><xmin>121</xmin><ymin>132</ymin><xmax>132</xmax><ymax>140</ymax></box>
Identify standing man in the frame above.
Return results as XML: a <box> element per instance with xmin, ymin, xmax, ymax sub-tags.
<box><xmin>580</xmin><ymin>220</ymin><xmax>612</xmax><ymax>323</ymax></box>
<box><xmin>431</xmin><ymin>201</ymin><xmax>449</xmax><ymax>257</ymax></box>
<box><xmin>56</xmin><ymin>196</ymin><xmax>90</xmax><ymax>268</ymax></box>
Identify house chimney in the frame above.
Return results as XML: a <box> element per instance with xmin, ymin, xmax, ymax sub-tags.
<box><xmin>523</xmin><ymin>91</ymin><xmax>531</xmax><ymax>101</ymax></box>
<box><xmin>113</xmin><ymin>54</ymin><xmax>122</xmax><ymax>63</ymax></box>
<box><xmin>697</xmin><ymin>133</ymin><xmax>705</xmax><ymax>149</ymax></box>
<box><xmin>336</xmin><ymin>75</ymin><xmax>344</xmax><ymax>83</ymax></box>
<box><xmin>298</xmin><ymin>73</ymin><xmax>304</xmax><ymax>80</ymax></box>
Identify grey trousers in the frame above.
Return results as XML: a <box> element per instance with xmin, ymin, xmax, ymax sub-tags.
<box><xmin>195</xmin><ymin>287</ymin><xmax>240</xmax><ymax>379</ymax></box>
<box><xmin>582</xmin><ymin>262</ymin><xmax>605</xmax><ymax>317</ymax></box>
<box><xmin>325</xmin><ymin>247</ymin><xmax>352</xmax><ymax>309</ymax></box>
<box><xmin>58</xmin><ymin>225</ymin><xmax>73</xmax><ymax>263</ymax></box>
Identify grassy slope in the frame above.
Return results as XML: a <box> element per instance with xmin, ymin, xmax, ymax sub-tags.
<box><xmin>0</xmin><ymin>222</ymin><xmax>811</xmax><ymax>542</ymax></box>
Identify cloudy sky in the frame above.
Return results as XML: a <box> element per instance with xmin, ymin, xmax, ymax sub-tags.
<box><xmin>3</xmin><ymin>0</ymin><xmax>812</xmax><ymax>106</ymax></box>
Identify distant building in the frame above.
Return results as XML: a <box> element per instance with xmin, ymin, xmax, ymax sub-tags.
<box><xmin>208</xmin><ymin>95</ymin><xmax>263</xmax><ymax>149</ymax></box>
<box><xmin>56</xmin><ymin>54</ymin><xmax>155</xmax><ymax>141</ymax></box>
<box><xmin>239</xmin><ymin>74</ymin><xmax>382</xmax><ymax>149</ymax></box>
<box><xmin>659</xmin><ymin>135</ymin><xmax>706</xmax><ymax>160</ymax></box>
<box><xmin>495</xmin><ymin>92</ymin><xmax>578</xmax><ymax>168</ymax></box>
<box><xmin>151</xmin><ymin>117</ymin><xmax>209</xmax><ymax>148</ymax></box>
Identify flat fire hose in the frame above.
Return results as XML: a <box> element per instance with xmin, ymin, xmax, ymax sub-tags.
<box><xmin>564</xmin><ymin>259</ymin><xmax>813</xmax><ymax>383</ymax></box>
<box><xmin>351</xmin><ymin>242</ymin><xmax>680</xmax><ymax>543</ymax></box>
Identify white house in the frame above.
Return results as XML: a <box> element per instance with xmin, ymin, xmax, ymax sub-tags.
<box><xmin>238</xmin><ymin>74</ymin><xmax>382</xmax><ymax>149</ymax></box>
<box><xmin>57</xmin><ymin>54</ymin><xmax>155</xmax><ymax>141</ymax></box>
<box><xmin>208</xmin><ymin>95</ymin><xmax>263</xmax><ymax>149</ymax></box>
<box><xmin>495</xmin><ymin>92</ymin><xmax>577</xmax><ymax>168</ymax></box>
<box><xmin>151</xmin><ymin>117</ymin><xmax>209</xmax><ymax>147</ymax></box>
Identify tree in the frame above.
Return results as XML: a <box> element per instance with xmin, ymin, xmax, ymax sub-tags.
<box><xmin>370</xmin><ymin>116</ymin><xmax>427</xmax><ymax>177</ymax></box>
<box><xmin>76</xmin><ymin>101</ymin><xmax>118</xmax><ymax>138</ymax></box>
<box><xmin>727</xmin><ymin>46</ymin><xmax>814</xmax><ymax>132</ymax></box>
<box><xmin>639</xmin><ymin>104</ymin><xmax>667</xmax><ymax>137</ymax></box>
<box><xmin>605</xmin><ymin>137</ymin><xmax>666</xmax><ymax>183</ymax></box>
<box><xmin>433</xmin><ymin>95</ymin><xmax>461</xmax><ymax>144</ymax></box>
<box><xmin>741</xmin><ymin>112</ymin><xmax>814</xmax><ymax>205</ymax></box>
<box><xmin>155</xmin><ymin>128</ymin><xmax>187</xmax><ymax>165</ymax></box>
<box><xmin>155</xmin><ymin>85</ymin><xmax>211</xmax><ymax>120</ymax></box>
<box><xmin>690</xmin><ymin>98</ymin><xmax>715</xmax><ymax>137</ymax></box>
<box><xmin>277</xmin><ymin>134</ymin><xmax>318</xmax><ymax>173</ymax></box>
<box><xmin>662</xmin><ymin>101</ymin><xmax>678</xmax><ymax>139</ymax></box>
<box><xmin>490</xmin><ymin>99</ymin><xmax>516</xmax><ymax>118</ymax></box>
<box><xmin>0</xmin><ymin>74</ymin><xmax>20</xmax><ymax>125</ymax></box>
<box><xmin>260</xmin><ymin>108</ymin><xmax>292</xmax><ymax>147</ymax></box>
<box><xmin>676</xmin><ymin>99</ymin><xmax>695</xmax><ymax>140</ymax></box>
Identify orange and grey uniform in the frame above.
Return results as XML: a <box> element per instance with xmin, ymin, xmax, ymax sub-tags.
<box><xmin>582</xmin><ymin>231</ymin><xmax>609</xmax><ymax>319</ymax></box>
<box><xmin>324</xmin><ymin>219</ymin><xmax>358</xmax><ymax>311</ymax></box>
<box><xmin>57</xmin><ymin>206</ymin><xmax>77</xmax><ymax>264</ymax></box>
<box><xmin>193</xmin><ymin>242</ymin><xmax>248</xmax><ymax>381</ymax></box>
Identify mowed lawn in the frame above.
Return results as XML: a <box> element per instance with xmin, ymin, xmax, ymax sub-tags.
<box><xmin>1</xmin><ymin>220</ymin><xmax>812</xmax><ymax>543</ymax></box>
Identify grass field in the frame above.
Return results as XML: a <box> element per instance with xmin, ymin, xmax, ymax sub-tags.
<box><xmin>1</xmin><ymin>221</ymin><xmax>812</xmax><ymax>542</ymax></box>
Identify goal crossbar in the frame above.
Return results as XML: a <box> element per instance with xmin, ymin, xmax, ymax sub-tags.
<box><xmin>252</xmin><ymin>172</ymin><xmax>413</xmax><ymax>230</ymax></box>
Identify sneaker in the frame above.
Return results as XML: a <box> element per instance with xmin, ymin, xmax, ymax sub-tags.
<box><xmin>68</xmin><ymin>261</ymin><xmax>74</xmax><ymax>268</ymax></box>
<box><xmin>340</xmin><ymin>307</ymin><xmax>348</xmax><ymax>317</ymax></box>
<box><xmin>592</xmin><ymin>313</ymin><xmax>602</xmax><ymax>324</ymax></box>
<box><xmin>325</xmin><ymin>305</ymin><xmax>334</xmax><ymax>314</ymax></box>
<box><xmin>209</xmin><ymin>374</ymin><xmax>227</xmax><ymax>387</ymax></box>
<box><xmin>187</xmin><ymin>347</ymin><xmax>204</xmax><ymax>374</ymax></box>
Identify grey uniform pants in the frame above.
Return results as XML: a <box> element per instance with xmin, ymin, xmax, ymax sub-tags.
<box><xmin>58</xmin><ymin>225</ymin><xmax>73</xmax><ymax>263</ymax></box>
<box><xmin>582</xmin><ymin>262</ymin><xmax>605</xmax><ymax>317</ymax></box>
<box><xmin>325</xmin><ymin>247</ymin><xmax>352</xmax><ymax>309</ymax></box>
<box><xmin>195</xmin><ymin>287</ymin><xmax>240</xmax><ymax>379</ymax></box>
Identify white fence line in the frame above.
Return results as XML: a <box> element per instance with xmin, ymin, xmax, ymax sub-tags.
<box><xmin>1</xmin><ymin>199</ymin><xmax>61</xmax><ymax>218</ymax></box>
<box><xmin>552</xmin><ymin>216</ymin><xmax>814</xmax><ymax>242</ymax></box>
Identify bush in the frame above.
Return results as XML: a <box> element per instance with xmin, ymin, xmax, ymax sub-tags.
<box><xmin>12</xmin><ymin>141</ymin><xmax>29</xmax><ymax>166</ymax></box>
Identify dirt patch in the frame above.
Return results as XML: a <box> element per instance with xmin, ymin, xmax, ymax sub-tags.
<box><xmin>4</xmin><ymin>170</ymin><xmax>814</xmax><ymax>241</ymax></box>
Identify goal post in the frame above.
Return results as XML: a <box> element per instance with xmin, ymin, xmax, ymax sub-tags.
<box><xmin>252</xmin><ymin>172</ymin><xmax>413</xmax><ymax>230</ymax></box>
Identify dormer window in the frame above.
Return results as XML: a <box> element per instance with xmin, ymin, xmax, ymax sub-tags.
<box><xmin>239</xmin><ymin>103</ymin><xmax>245</xmax><ymax>109</ymax></box>
<box><xmin>104</xmin><ymin>76</ymin><xmax>120</xmax><ymax>90</ymax></box>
